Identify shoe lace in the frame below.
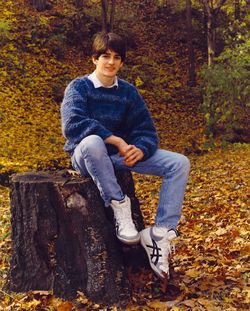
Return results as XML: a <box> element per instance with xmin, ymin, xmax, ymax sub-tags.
<box><xmin>158</xmin><ymin>237</ymin><xmax>176</xmax><ymax>274</ymax></box>
<box><xmin>123</xmin><ymin>206</ymin><xmax>136</xmax><ymax>230</ymax></box>
<box><xmin>115</xmin><ymin>205</ymin><xmax>135</xmax><ymax>230</ymax></box>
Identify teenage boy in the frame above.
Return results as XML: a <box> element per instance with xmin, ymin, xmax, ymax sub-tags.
<box><xmin>61</xmin><ymin>32</ymin><xmax>190</xmax><ymax>279</ymax></box>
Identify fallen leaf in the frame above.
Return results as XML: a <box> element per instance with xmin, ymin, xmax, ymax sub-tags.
<box><xmin>57</xmin><ymin>301</ymin><xmax>74</xmax><ymax>311</ymax></box>
<box><xmin>215</xmin><ymin>228</ymin><xmax>227</xmax><ymax>236</ymax></box>
<box><xmin>180</xmin><ymin>299</ymin><xmax>196</xmax><ymax>308</ymax></box>
<box><xmin>185</xmin><ymin>269</ymin><xmax>200</xmax><ymax>278</ymax></box>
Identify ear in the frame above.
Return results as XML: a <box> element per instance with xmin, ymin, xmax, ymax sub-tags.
<box><xmin>92</xmin><ymin>56</ymin><xmax>98</xmax><ymax>65</ymax></box>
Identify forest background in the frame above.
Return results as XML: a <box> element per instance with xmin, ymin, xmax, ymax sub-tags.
<box><xmin>0</xmin><ymin>0</ymin><xmax>249</xmax><ymax>310</ymax></box>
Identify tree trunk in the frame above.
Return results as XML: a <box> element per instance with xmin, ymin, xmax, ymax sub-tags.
<box><xmin>101</xmin><ymin>0</ymin><xmax>109</xmax><ymax>32</ymax></box>
<box><xmin>75</xmin><ymin>0</ymin><xmax>84</xmax><ymax>9</ymax></box>
<box><xmin>202</xmin><ymin>0</ymin><xmax>227</xmax><ymax>66</ymax></box>
<box><xmin>30</xmin><ymin>0</ymin><xmax>47</xmax><ymax>11</ymax></box>
<box><xmin>6</xmin><ymin>170</ymin><xmax>148</xmax><ymax>306</ymax></box>
<box><xmin>202</xmin><ymin>1</ymin><xmax>216</xmax><ymax>66</ymax></box>
<box><xmin>109</xmin><ymin>0</ymin><xmax>116</xmax><ymax>32</ymax></box>
<box><xmin>234</xmin><ymin>0</ymin><xmax>240</xmax><ymax>20</ymax></box>
<box><xmin>207</xmin><ymin>11</ymin><xmax>216</xmax><ymax>66</ymax></box>
<box><xmin>186</xmin><ymin>0</ymin><xmax>196</xmax><ymax>86</ymax></box>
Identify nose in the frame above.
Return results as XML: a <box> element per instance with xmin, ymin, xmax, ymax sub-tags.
<box><xmin>108</xmin><ymin>57</ymin><xmax>115</xmax><ymax>65</ymax></box>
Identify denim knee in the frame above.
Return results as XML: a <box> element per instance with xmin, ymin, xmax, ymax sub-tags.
<box><xmin>177</xmin><ymin>154</ymin><xmax>190</xmax><ymax>173</ymax></box>
<box><xmin>78</xmin><ymin>135</ymin><xmax>106</xmax><ymax>159</ymax></box>
<box><xmin>165</xmin><ymin>153</ymin><xmax>190</xmax><ymax>175</ymax></box>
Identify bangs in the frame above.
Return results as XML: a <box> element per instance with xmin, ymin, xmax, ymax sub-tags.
<box><xmin>92</xmin><ymin>32</ymin><xmax>126</xmax><ymax>62</ymax></box>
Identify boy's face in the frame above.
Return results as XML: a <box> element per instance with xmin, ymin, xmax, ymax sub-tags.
<box><xmin>92</xmin><ymin>49</ymin><xmax>123</xmax><ymax>80</ymax></box>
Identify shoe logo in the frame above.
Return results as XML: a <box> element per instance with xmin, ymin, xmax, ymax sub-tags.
<box><xmin>146</xmin><ymin>238</ymin><xmax>162</xmax><ymax>266</ymax></box>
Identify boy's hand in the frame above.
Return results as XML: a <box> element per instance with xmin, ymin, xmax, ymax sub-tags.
<box><xmin>124</xmin><ymin>145</ymin><xmax>144</xmax><ymax>167</ymax></box>
<box><xmin>105</xmin><ymin>135</ymin><xmax>129</xmax><ymax>155</ymax></box>
<box><xmin>117</xmin><ymin>140</ymin><xmax>130</xmax><ymax>156</ymax></box>
<box><xmin>104</xmin><ymin>135</ymin><xmax>144</xmax><ymax>166</ymax></box>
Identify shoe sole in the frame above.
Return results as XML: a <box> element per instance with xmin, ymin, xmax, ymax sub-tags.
<box><xmin>117</xmin><ymin>233</ymin><xmax>140</xmax><ymax>245</ymax></box>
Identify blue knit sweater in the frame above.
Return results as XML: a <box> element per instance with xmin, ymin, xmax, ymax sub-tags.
<box><xmin>61</xmin><ymin>76</ymin><xmax>159</xmax><ymax>160</ymax></box>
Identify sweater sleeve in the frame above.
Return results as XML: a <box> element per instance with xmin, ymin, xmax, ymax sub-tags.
<box><xmin>61</xmin><ymin>79</ymin><xmax>112</xmax><ymax>148</ymax></box>
<box><xmin>125</xmin><ymin>87</ymin><xmax>159</xmax><ymax>160</ymax></box>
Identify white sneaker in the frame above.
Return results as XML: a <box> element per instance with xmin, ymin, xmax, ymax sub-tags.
<box><xmin>140</xmin><ymin>226</ymin><xmax>178</xmax><ymax>279</ymax></box>
<box><xmin>110</xmin><ymin>195</ymin><xmax>140</xmax><ymax>245</ymax></box>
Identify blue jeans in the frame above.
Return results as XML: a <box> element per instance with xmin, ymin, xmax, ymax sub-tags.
<box><xmin>71</xmin><ymin>135</ymin><xmax>190</xmax><ymax>229</ymax></box>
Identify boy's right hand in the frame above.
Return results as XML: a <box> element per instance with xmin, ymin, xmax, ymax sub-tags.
<box><xmin>123</xmin><ymin>145</ymin><xmax>144</xmax><ymax>167</ymax></box>
<box><xmin>104</xmin><ymin>135</ymin><xmax>143</xmax><ymax>166</ymax></box>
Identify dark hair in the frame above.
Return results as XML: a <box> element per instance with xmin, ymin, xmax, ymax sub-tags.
<box><xmin>92</xmin><ymin>32</ymin><xmax>126</xmax><ymax>62</ymax></box>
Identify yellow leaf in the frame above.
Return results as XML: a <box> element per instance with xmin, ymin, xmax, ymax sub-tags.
<box><xmin>185</xmin><ymin>269</ymin><xmax>200</xmax><ymax>278</ymax></box>
<box><xmin>197</xmin><ymin>298</ymin><xmax>216</xmax><ymax>309</ymax></box>
<box><xmin>22</xmin><ymin>299</ymin><xmax>41</xmax><ymax>309</ymax></box>
<box><xmin>215</xmin><ymin>228</ymin><xmax>227</xmax><ymax>236</ymax></box>
<box><xmin>147</xmin><ymin>300</ymin><xmax>167</xmax><ymax>309</ymax></box>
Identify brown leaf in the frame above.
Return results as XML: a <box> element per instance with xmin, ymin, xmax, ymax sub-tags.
<box><xmin>180</xmin><ymin>299</ymin><xmax>196</xmax><ymax>308</ymax></box>
<box><xmin>56</xmin><ymin>301</ymin><xmax>74</xmax><ymax>311</ymax></box>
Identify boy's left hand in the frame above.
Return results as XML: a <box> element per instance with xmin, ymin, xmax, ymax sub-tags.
<box><xmin>124</xmin><ymin>145</ymin><xmax>144</xmax><ymax>167</ymax></box>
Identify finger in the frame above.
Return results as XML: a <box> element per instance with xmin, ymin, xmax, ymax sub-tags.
<box><xmin>124</xmin><ymin>160</ymin><xmax>135</xmax><ymax>167</ymax></box>
<box><xmin>125</xmin><ymin>159</ymin><xmax>138</xmax><ymax>167</ymax></box>
<box><xmin>125</xmin><ymin>152</ymin><xmax>139</xmax><ymax>163</ymax></box>
<box><xmin>125</xmin><ymin>153</ymin><xmax>141</xmax><ymax>166</ymax></box>
<box><xmin>125</xmin><ymin>144</ymin><xmax>135</xmax><ymax>151</ymax></box>
<box><xmin>124</xmin><ymin>146</ymin><xmax>138</xmax><ymax>159</ymax></box>
<box><xmin>124</xmin><ymin>151</ymin><xmax>136</xmax><ymax>160</ymax></box>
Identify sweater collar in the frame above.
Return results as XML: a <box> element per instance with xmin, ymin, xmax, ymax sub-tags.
<box><xmin>88</xmin><ymin>71</ymin><xmax>118</xmax><ymax>89</ymax></box>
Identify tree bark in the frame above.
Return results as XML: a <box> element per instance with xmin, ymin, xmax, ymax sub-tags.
<box><xmin>101</xmin><ymin>0</ymin><xmax>109</xmax><ymax>32</ymax></box>
<box><xmin>234</xmin><ymin>0</ymin><xmax>240</xmax><ymax>20</ymax></box>
<box><xmin>6</xmin><ymin>170</ymin><xmax>147</xmax><ymax>306</ymax></box>
<box><xmin>207</xmin><ymin>9</ymin><xmax>216</xmax><ymax>66</ymax></box>
<box><xmin>109</xmin><ymin>0</ymin><xmax>116</xmax><ymax>32</ymax></box>
<box><xmin>202</xmin><ymin>0</ymin><xmax>227</xmax><ymax>65</ymax></box>
<box><xmin>186</xmin><ymin>0</ymin><xmax>196</xmax><ymax>86</ymax></box>
<box><xmin>30</xmin><ymin>0</ymin><xmax>47</xmax><ymax>11</ymax></box>
<box><xmin>75</xmin><ymin>0</ymin><xmax>84</xmax><ymax>9</ymax></box>
<box><xmin>202</xmin><ymin>1</ymin><xmax>215</xmax><ymax>66</ymax></box>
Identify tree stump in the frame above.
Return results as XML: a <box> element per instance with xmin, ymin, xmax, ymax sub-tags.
<box><xmin>6</xmin><ymin>170</ymin><xmax>148</xmax><ymax>306</ymax></box>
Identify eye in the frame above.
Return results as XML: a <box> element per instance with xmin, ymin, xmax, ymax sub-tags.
<box><xmin>115</xmin><ymin>55</ymin><xmax>121</xmax><ymax>60</ymax></box>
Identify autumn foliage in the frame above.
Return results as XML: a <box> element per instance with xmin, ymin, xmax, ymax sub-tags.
<box><xmin>0</xmin><ymin>0</ymin><xmax>249</xmax><ymax>310</ymax></box>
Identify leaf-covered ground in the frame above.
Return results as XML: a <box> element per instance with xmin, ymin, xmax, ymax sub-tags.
<box><xmin>0</xmin><ymin>0</ymin><xmax>249</xmax><ymax>310</ymax></box>
<box><xmin>1</xmin><ymin>144</ymin><xmax>249</xmax><ymax>310</ymax></box>
<box><xmin>0</xmin><ymin>82</ymin><xmax>249</xmax><ymax>310</ymax></box>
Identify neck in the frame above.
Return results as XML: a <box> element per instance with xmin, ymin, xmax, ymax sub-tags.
<box><xmin>95</xmin><ymin>71</ymin><xmax>115</xmax><ymax>87</ymax></box>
